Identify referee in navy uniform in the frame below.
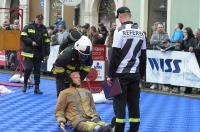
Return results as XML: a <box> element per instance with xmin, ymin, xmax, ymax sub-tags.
<box><xmin>107</xmin><ymin>7</ymin><xmax>146</xmax><ymax>132</ymax></box>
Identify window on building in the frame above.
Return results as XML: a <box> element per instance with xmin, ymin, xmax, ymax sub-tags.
<box><xmin>147</xmin><ymin>0</ymin><xmax>167</xmax><ymax>44</ymax></box>
<box><xmin>10</xmin><ymin>0</ymin><xmax>20</xmax><ymax>24</ymax></box>
<box><xmin>50</xmin><ymin>0</ymin><xmax>62</xmax><ymax>26</ymax></box>
<box><xmin>98</xmin><ymin>0</ymin><xmax>116</xmax><ymax>29</ymax></box>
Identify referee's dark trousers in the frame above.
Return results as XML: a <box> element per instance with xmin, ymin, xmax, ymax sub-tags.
<box><xmin>113</xmin><ymin>73</ymin><xmax>140</xmax><ymax>132</ymax></box>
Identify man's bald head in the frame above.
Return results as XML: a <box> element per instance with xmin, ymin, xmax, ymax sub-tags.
<box><xmin>70</xmin><ymin>72</ymin><xmax>81</xmax><ymax>86</ymax></box>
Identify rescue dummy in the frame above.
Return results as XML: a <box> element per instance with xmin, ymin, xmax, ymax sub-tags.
<box><xmin>54</xmin><ymin>72</ymin><xmax>112</xmax><ymax>132</ymax></box>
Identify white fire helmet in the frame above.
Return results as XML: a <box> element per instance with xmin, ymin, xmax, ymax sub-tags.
<box><xmin>74</xmin><ymin>36</ymin><xmax>92</xmax><ymax>55</ymax></box>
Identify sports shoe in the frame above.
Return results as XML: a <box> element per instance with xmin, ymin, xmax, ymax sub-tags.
<box><xmin>162</xmin><ymin>86</ymin><xmax>169</xmax><ymax>92</ymax></box>
<box><xmin>172</xmin><ymin>87</ymin><xmax>179</xmax><ymax>93</ymax></box>
<box><xmin>150</xmin><ymin>84</ymin><xmax>156</xmax><ymax>89</ymax></box>
<box><xmin>22</xmin><ymin>85</ymin><xmax>27</xmax><ymax>92</ymax></box>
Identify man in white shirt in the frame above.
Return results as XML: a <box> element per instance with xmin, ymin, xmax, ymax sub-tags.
<box><xmin>57</xmin><ymin>24</ymin><xmax>68</xmax><ymax>45</ymax></box>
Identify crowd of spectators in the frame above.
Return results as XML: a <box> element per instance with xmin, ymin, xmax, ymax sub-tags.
<box><xmin>1</xmin><ymin>14</ymin><xmax>200</xmax><ymax>95</ymax></box>
<box><xmin>1</xmin><ymin>15</ymin><xmax>20</xmax><ymax>70</ymax></box>
<box><xmin>148</xmin><ymin>22</ymin><xmax>200</xmax><ymax>94</ymax></box>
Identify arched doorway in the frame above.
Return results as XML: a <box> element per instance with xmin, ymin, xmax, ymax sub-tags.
<box><xmin>98</xmin><ymin>0</ymin><xmax>116</xmax><ymax>29</ymax></box>
<box><xmin>10</xmin><ymin>0</ymin><xmax>20</xmax><ymax>23</ymax></box>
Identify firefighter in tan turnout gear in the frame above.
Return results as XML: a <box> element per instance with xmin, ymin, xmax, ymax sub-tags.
<box><xmin>54</xmin><ymin>72</ymin><xmax>111</xmax><ymax>132</ymax></box>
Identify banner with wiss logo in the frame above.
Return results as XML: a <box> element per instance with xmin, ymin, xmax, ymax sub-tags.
<box><xmin>146</xmin><ymin>50</ymin><xmax>200</xmax><ymax>88</ymax></box>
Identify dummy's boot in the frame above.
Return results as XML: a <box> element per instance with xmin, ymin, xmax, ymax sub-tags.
<box><xmin>102</xmin><ymin>124</ymin><xmax>112</xmax><ymax>132</ymax></box>
<box><xmin>22</xmin><ymin>85</ymin><xmax>27</xmax><ymax>92</ymax></box>
<box><xmin>34</xmin><ymin>84</ymin><xmax>43</xmax><ymax>94</ymax></box>
<box><xmin>94</xmin><ymin>125</ymin><xmax>112</xmax><ymax>132</ymax></box>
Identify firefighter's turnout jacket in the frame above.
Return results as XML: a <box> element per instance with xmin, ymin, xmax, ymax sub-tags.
<box><xmin>20</xmin><ymin>21</ymin><xmax>50</xmax><ymax>58</ymax></box>
<box><xmin>53</xmin><ymin>45</ymin><xmax>93</xmax><ymax>81</ymax></box>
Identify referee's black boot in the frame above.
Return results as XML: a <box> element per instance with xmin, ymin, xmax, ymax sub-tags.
<box><xmin>22</xmin><ymin>85</ymin><xmax>27</xmax><ymax>93</ymax></box>
<box><xmin>34</xmin><ymin>85</ymin><xmax>43</xmax><ymax>94</ymax></box>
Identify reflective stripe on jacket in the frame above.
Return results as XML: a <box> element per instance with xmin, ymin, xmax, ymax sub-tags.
<box><xmin>20</xmin><ymin>21</ymin><xmax>50</xmax><ymax>58</ymax></box>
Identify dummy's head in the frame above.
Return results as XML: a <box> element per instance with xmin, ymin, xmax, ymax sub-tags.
<box><xmin>70</xmin><ymin>72</ymin><xmax>81</xmax><ymax>87</ymax></box>
<box><xmin>74</xmin><ymin>36</ymin><xmax>92</xmax><ymax>61</ymax></box>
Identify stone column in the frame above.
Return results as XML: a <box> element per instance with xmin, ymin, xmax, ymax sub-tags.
<box><xmin>0</xmin><ymin>0</ymin><xmax>11</xmax><ymax>26</ymax></box>
<box><xmin>83</xmin><ymin>0</ymin><xmax>90</xmax><ymax>24</ymax></box>
<box><xmin>167</xmin><ymin>0</ymin><xmax>172</xmax><ymax>37</ymax></box>
<box><xmin>44</xmin><ymin>0</ymin><xmax>50</xmax><ymax>27</ymax></box>
<box><xmin>90</xmin><ymin>11</ymin><xmax>98</xmax><ymax>28</ymax></box>
<box><xmin>19</xmin><ymin>0</ymin><xmax>29</xmax><ymax>28</ymax></box>
<box><xmin>140</xmin><ymin>0</ymin><xmax>148</xmax><ymax>32</ymax></box>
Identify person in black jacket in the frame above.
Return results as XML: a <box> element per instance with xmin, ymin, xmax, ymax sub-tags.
<box><xmin>181</xmin><ymin>27</ymin><xmax>197</xmax><ymax>94</ymax></box>
<box><xmin>52</xmin><ymin>36</ymin><xmax>93</xmax><ymax>97</ymax></box>
<box><xmin>98</xmin><ymin>26</ymin><xmax>108</xmax><ymax>45</ymax></box>
<box><xmin>20</xmin><ymin>14</ymin><xmax>50</xmax><ymax>94</ymax></box>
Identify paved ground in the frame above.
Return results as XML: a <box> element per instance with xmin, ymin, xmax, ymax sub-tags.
<box><xmin>0</xmin><ymin>69</ymin><xmax>200</xmax><ymax>132</ymax></box>
<box><xmin>0</xmin><ymin>68</ymin><xmax>199</xmax><ymax>99</ymax></box>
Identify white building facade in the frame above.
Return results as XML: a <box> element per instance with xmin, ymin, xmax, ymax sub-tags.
<box><xmin>1</xmin><ymin>0</ymin><xmax>200</xmax><ymax>40</ymax></box>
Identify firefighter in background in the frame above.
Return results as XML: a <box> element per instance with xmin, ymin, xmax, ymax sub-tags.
<box><xmin>53</xmin><ymin>36</ymin><xmax>93</xmax><ymax>97</ymax></box>
<box><xmin>54</xmin><ymin>72</ymin><xmax>111</xmax><ymax>132</ymax></box>
<box><xmin>20</xmin><ymin>14</ymin><xmax>50</xmax><ymax>94</ymax></box>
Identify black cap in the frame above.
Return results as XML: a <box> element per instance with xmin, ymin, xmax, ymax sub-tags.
<box><xmin>173</xmin><ymin>39</ymin><xmax>181</xmax><ymax>43</ymax></box>
<box><xmin>82</xmin><ymin>23</ymin><xmax>90</xmax><ymax>29</ymax></box>
<box><xmin>48</xmin><ymin>25</ymin><xmax>54</xmax><ymax>30</ymax></box>
<box><xmin>36</xmin><ymin>14</ymin><xmax>43</xmax><ymax>20</ymax></box>
<box><xmin>116</xmin><ymin>6</ymin><xmax>131</xmax><ymax>18</ymax></box>
<box><xmin>57</xmin><ymin>16</ymin><xmax>62</xmax><ymax>20</ymax></box>
<box><xmin>99</xmin><ymin>23</ymin><xmax>104</xmax><ymax>26</ymax></box>
<box><xmin>101</xmin><ymin>26</ymin><xmax>107</xmax><ymax>31</ymax></box>
<box><xmin>68</xmin><ymin>30</ymin><xmax>81</xmax><ymax>42</ymax></box>
<box><xmin>163</xmin><ymin>39</ymin><xmax>171</xmax><ymax>44</ymax></box>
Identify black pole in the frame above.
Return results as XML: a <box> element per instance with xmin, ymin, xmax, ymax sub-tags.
<box><xmin>74</xmin><ymin>4</ymin><xmax>80</xmax><ymax>26</ymax></box>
